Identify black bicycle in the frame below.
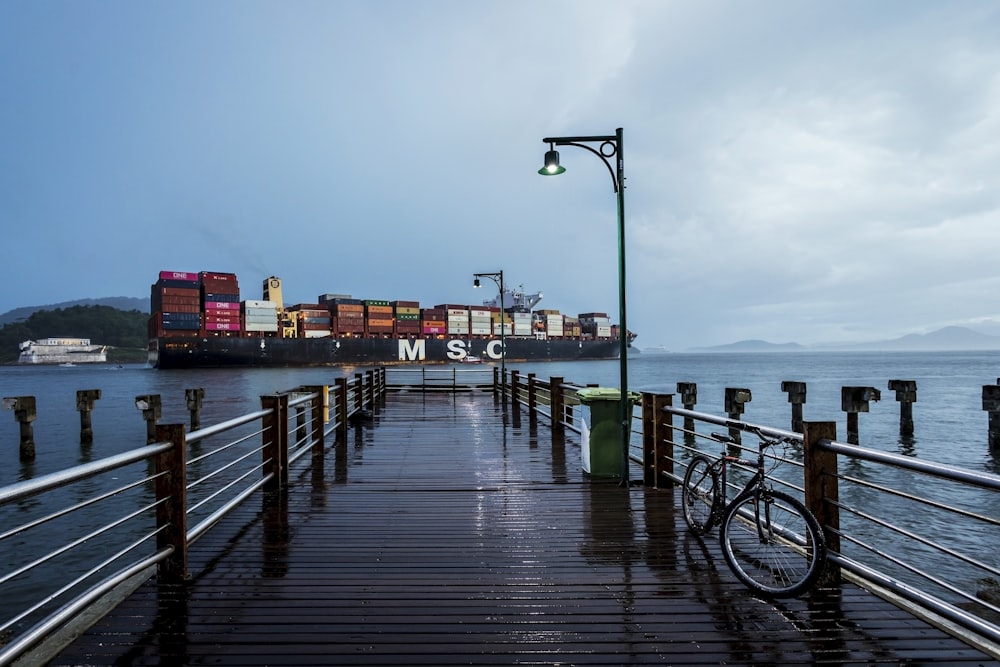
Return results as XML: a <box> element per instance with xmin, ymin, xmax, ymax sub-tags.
<box><xmin>681</xmin><ymin>426</ymin><xmax>826</xmax><ymax>598</ymax></box>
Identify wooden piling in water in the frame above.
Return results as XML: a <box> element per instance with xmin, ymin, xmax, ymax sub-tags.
<box><xmin>724</xmin><ymin>387</ymin><xmax>751</xmax><ymax>446</ymax></box>
<box><xmin>676</xmin><ymin>382</ymin><xmax>697</xmax><ymax>435</ymax></box>
<box><xmin>4</xmin><ymin>396</ymin><xmax>37</xmax><ymax>461</ymax></box>
<box><xmin>75</xmin><ymin>389</ymin><xmax>101</xmax><ymax>444</ymax></box>
<box><xmin>982</xmin><ymin>383</ymin><xmax>1000</xmax><ymax>450</ymax></box>
<box><xmin>135</xmin><ymin>394</ymin><xmax>162</xmax><ymax>444</ymax></box>
<box><xmin>185</xmin><ymin>388</ymin><xmax>205</xmax><ymax>431</ymax></box>
<box><xmin>841</xmin><ymin>386</ymin><xmax>880</xmax><ymax>444</ymax></box>
<box><xmin>780</xmin><ymin>381</ymin><xmax>807</xmax><ymax>433</ymax></box>
<box><xmin>888</xmin><ymin>380</ymin><xmax>916</xmax><ymax>436</ymax></box>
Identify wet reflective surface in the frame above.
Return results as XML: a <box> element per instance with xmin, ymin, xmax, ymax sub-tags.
<box><xmin>52</xmin><ymin>392</ymin><xmax>998</xmax><ymax>665</ymax></box>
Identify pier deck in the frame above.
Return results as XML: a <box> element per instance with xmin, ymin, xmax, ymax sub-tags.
<box><xmin>52</xmin><ymin>392</ymin><xmax>997</xmax><ymax>665</ymax></box>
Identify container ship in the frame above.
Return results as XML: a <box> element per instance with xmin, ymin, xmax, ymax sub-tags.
<box><xmin>148</xmin><ymin>271</ymin><xmax>633</xmax><ymax>369</ymax></box>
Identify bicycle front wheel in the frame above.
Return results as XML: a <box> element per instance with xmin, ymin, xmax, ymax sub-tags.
<box><xmin>682</xmin><ymin>456</ymin><xmax>720</xmax><ymax>534</ymax></box>
<box><xmin>719</xmin><ymin>489</ymin><xmax>826</xmax><ymax>597</ymax></box>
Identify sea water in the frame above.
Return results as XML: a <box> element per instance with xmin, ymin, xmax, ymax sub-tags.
<box><xmin>2</xmin><ymin>350</ymin><xmax>999</xmax><ymax>483</ymax></box>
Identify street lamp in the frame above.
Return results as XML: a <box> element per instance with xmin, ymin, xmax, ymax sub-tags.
<box><xmin>473</xmin><ymin>270</ymin><xmax>506</xmax><ymax>402</ymax></box>
<box><xmin>539</xmin><ymin>128</ymin><xmax>631</xmax><ymax>483</ymax></box>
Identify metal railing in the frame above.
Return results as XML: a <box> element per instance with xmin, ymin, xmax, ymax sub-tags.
<box><xmin>0</xmin><ymin>370</ymin><xmax>385</xmax><ymax>666</ymax></box>
<box><xmin>638</xmin><ymin>396</ymin><xmax>1000</xmax><ymax>653</ymax></box>
<box><xmin>385</xmin><ymin>366</ymin><xmax>497</xmax><ymax>393</ymax></box>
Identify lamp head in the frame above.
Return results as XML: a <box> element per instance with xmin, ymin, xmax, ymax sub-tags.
<box><xmin>538</xmin><ymin>146</ymin><xmax>566</xmax><ymax>175</ymax></box>
<box><xmin>473</xmin><ymin>278</ymin><xmax>481</xmax><ymax>288</ymax></box>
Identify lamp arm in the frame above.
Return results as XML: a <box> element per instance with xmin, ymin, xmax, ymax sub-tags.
<box><xmin>551</xmin><ymin>141</ymin><xmax>619</xmax><ymax>193</ymax></box>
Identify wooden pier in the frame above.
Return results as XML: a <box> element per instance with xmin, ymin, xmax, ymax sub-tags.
<box><xmin>49</xmin><ymin>390</ymin><xmax>998</xmax><ymax>666</ymax></box>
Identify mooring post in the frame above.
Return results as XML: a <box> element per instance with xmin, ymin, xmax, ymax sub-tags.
<box><xmin>780</xmin><ymin>381</ymin><xmax>807</xmax><ymax>433</ymax></box>
<box><xmin>724</xmin><ymin>388</ymin><xmax>752</xmax><ymax>446</ymax></box>
<box><xmin>4</xmin><ymin>396</ymin><xmax>37</xmax><ymax>461</ymax></box>
<box><xmin>75</xmin><ymin>389</ymin><xmax>101</xmax><ymax>444</ymax></box>
<box><xmin>982</xmin><ymin>383</ymin><xmax>1000</xmax><ymax>450</ymax></box>
<box><xmin>135</xmin><ymin>394</ymin><xmax>162</xmax><ymax>444</ymax></box>
<box><xmin>676</xmin><ymin>382</ymin><xmax>697</xmax><ymax>436</ymax></box>
<box><xmin>887</xmin><ymin>380</ymin><xmax>917</xmax><ymax>436</ymax></box>
<box><xmin>841</xmin><ymin>386</ymin><xmax>881</xmax><ymax>444</ymax></box>
<box><xmin>185</xmin><ymin>388</ymin><xmax>205</xmax><ymax>432</ymax></box>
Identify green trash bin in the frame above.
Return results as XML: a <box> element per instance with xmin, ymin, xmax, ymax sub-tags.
<box><xmin>576</xmin><ymin>388</ymin><xmax>639</xmax><ymax>478</ymax></box>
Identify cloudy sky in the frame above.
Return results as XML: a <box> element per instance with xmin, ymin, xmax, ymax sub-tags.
<box><xmin>2</xmin><ymin>1</ymin><xmax>998</xmax><ymax>350</ymax></box>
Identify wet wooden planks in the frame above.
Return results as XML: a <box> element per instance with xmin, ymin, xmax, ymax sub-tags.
<box><xmin>52</xmin><ymin>392</ymin><xmax>998</xmax><ymax>666</ymax></box>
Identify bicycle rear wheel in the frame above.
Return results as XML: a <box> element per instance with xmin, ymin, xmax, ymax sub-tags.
<box><xmin>719</xmin><ymin>489</ymin><xmax>825</xmax><ymax>597</ymax></box>
<box><xmin>682</xmin><ymin>456</ymin><xmax>720</xmax><ymax>534</ymax></box>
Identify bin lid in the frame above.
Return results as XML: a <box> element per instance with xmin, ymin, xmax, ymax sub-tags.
<box><xmin>576</xmin><ymin>387</ymin><xmax>641</xmax><ymax>403</ymax></box>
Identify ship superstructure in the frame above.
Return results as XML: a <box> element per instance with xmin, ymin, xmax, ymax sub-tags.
<box><xmin>18</xmin><ymin>338</ymin><xmax>108</xmax><ymax>365</ymax></box>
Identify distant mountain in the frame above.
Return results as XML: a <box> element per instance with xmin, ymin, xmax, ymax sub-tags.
<box><xmin>833</xmin><ymin>326</ymin><xmax>1000</xmax><ymax>351</ymax></box>
<box><xmin>0</xmin><ymin>297</ymin><xmax>149</xmax><ymax>327</ymax></box>
<box><xmin>685</xmin><ymin>326</ymin><xmax>1000</xmax><ymax>353</ymax></box>
<box><xmin>690</xmin><ymin>339</ymin><xmax>806</xmax><ymax>353</ymax></box>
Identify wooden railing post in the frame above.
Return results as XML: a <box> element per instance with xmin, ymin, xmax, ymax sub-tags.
<box><xmin>550</xmin><ymin>377</ymin><xmax>564</xmax><ymax>433</ymax></box>
<box><xmin>302</xmin><ymin>385</ymin><xmax>327</xmax><ymax>456</ymax></box>
<box><xmin>527</xmin><ymin>374</ymin><xmax>537</xmax><ymax>416</ymax></box>
<box><xmin>365</xmin><ymin>370</ymin><xmax>375</xmax><ymax>408</ymax></box>
<box><xmin>510</xmin><ymin>370</ymin><xmax>520</xmax><ymax>407</ymax></box>
<box><xmin>802</xmin><ymin>420</ymin><xmax>840</xmax><ymax>584</ymax></box>
<box><xmin>335</xmin><ymin>377</ymin><xmax>348</xmax><ymax>440</ymax></box>
<box><xmin>354</xmin><ymin>373</ymin><xmax>364</xmax><ymax>413</ymax></box>
<box><xmin>262</xmin><ymin>394</ymin><xmax>289</xmax><ymax>492</ymax></box>
<box><xmin>155</xmin><ymin>423</ymin><xmax>188</xmax><ymax>583</ymax></box>
<box><xmin>642</xmin><ymin>393</ymin><xmax>673</xmax><ymax>487</ymax></box>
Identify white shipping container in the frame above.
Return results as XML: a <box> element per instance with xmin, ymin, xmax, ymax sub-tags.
<box><xmin>495</xmin><ymin>323</ymin><xmax>512</xmax><ymax>336</ymax></box>
<box><xmin>512</xmin><ymin>312</ymin><xmax>531</xmax><ymax>320</ymax></box>
<box><xmin>469</xmin><ymin>309</ymin><xmax>491</xmax><ymax>317</ymax></box>
<box><xmin>243</xmin><ymin>300</ymin><xmax>277</xmax><ymax>309</ymax></box>
<box><xmin>245</xmin><ymin>315</ymin><xmax>278</xmax><ymax>325</ymax></box>
<box><xmin>245</xmin><ymin>323</ymin><xmax>280</xmax><ymax>332</ymax></box>
<box><xmin>447</xmin><ymin>308</ymin><xmax>469</xmax><ymax>317</ymax></box>
<box><xmin>470</xmin><ymin>327</ymin><xmax>491</xmax><ymax>335</ymax></box>
<box><xmin>303</xmin><ymin>330</ymin><xmax>331</xmax><ymax>338</ymax></box>
<box><xmin>447</xmin><ymin>326</ymin><xmax>469</xmax><ymax>335</ymax></box>
<box><xmin>597</xmin><ymin>325</ymin><xmax>612</xmax><ymax>337</ymax></box>
<box><xmin>513</xmin><ymin>325</ymin><xmax>532</xmax><ymax>336</ymax></box>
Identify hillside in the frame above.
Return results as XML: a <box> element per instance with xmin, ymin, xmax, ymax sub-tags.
<box><xmin>0</xmin><ymin>297</ymin><xmax>149</xmax><ymax>327</ymax></box>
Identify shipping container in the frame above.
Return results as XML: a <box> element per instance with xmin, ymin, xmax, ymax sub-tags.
<box><xmin>204</xmin><ymin>322</ymin><xmax>241</xmax><ymax>331</ymax></box>
<box><xmin>245</xmin><ymin>322</ymin><xmax>280</xmax><ymax>333</ymax></box>
<box><xmin>391</xmin><ymin>300</ymin><xmax>419</xmax><ymax>308</ymax></box>
<box><xmin>302</xmin><ymin>330</ymin><xmax>331</xmax><ymax>338</ymax></box>
<box><xmin>366</xmin><ymin>304</ymin><xmax>393</xmax><ymax>315</ymax></box>
<box><xmin>422</xmin><ymin>325</ymin><xmax>447</xmax><ymax>334</ymax></box>
<box><xmin>159</xmin><ymin>270</ymin><xmax>200</xmax><ymax>282</ymax></box>
<box><xmin>243</xmin><ymin>299</ymin><xmax>277</xmax><ymax>309</ymax></box>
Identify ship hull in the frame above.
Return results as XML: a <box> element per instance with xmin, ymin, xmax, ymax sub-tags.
<box><xmin>149</xmin><ymin>336</ymin><xmax>618</xmax><ymax>369</ymax></box>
